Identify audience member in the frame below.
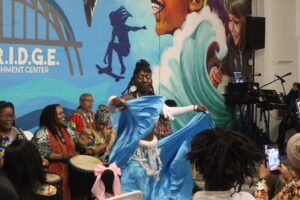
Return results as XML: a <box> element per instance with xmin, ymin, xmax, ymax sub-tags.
<box><xmin>32</xmin><ymin>104</ymin><xmax>77</xmax><ymax>200</ymax></box>
<box><xmin>68</xmin><ymin>93</ymin><xmax>95</xmax><ymax>133</ymax></box>
<box><xmin>277</xmin><ymin>82</ymin><xmax>300</xmax><ymax>155</ymax></box>
<box><xmin>0</xmin><ymin>101</ymin><xmax>26</xmax><ymax>168</ymax></box>
<box><xmin>186</xmin><ymin>128</ymin><xmax>264</xmax><ymax>200</ymax></box>
<box><xmin>68</xmin><ymin>93</ymin><xmax>96</xmax><ymax>154</ymax></box>
<box><xmin>91</xmin><ymin>163</ymin><xmax>122</xmax><ymax>200</ymax></box>
<box><xmin>255</xmin><ymin>133</ymin><xmax>300</xmax><ymax>200</ymax></box>
<box><xmin>0</xmin><ymin>171</ymin><xmax>19</xmax><ymax>200</ymax></box>
<box><xmin>78</xmin><ymin>104</ymin><xmax>116</xmax><ymax>161</ymax></box>
<box><xmin>3</xmin><ymin>139</ymin><xmax>46</xmax><ymax>200</ymax></box>
<box><xmin>92</xmin><ymin>105</ymin><xmax>116</xmax><ymax>161</ymax></box>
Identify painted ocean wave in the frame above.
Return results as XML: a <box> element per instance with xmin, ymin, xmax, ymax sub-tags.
<box><xmin>153</xmin><ymin>7</ymin><xmax>233</xmax><ymax>130</ymax></box>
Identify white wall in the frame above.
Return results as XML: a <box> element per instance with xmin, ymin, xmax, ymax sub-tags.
<box><xmin>252</xmin><ymin>0</ymin><xmax>299</xmax><ymax>141</ymax></box>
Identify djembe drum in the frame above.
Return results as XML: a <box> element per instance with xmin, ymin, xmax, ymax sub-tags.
<box><xmin>46</xmin><ymin>173</ymin><xmax>62</xmax><ymax>200</ymax></box>
<box><xmin>34</xmin><ymin>184</ymin><xmax>58</xmax><ymax>200</ymax></box>
<box><xmin>69</xmin><ymin>155</ymin><xmax>102</xmax><ymax>197</ymax></box>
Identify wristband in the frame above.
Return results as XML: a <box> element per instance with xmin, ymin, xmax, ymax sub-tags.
<box><xmin>194</xmin><ymin>105</ymin><xmax>198</xmax><ymax>111</ymax></box>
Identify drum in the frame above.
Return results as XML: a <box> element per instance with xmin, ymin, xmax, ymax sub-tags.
<box><xmin>34</xmin><ymin>184</ymin><xmax>58</xmax><ymax>200</ymax></box>
<box><xmin>46</xmin><ymin>173</ymin><xmax>62</xmax><ymax>200</ymax></box>
<box><xmin>69</xmin><ymin>155</ymin><xmax>102</xmax><ymax>197</ymax></box>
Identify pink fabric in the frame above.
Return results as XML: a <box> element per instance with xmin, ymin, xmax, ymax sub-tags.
<box><xmin>92</xmin><ymin>162</ymin><xmax>122</xmax><ymax>200</ymax></box>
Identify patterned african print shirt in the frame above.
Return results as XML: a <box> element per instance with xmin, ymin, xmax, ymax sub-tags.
<box><xmin>255</xmin><ymin>179</ymin><xmax>300</xmax><ymax>200</ymax></box>
<box><xmin>0</xmin><ymin>127</ymin><xmax>26</xmax><ymax>157</ymax></box>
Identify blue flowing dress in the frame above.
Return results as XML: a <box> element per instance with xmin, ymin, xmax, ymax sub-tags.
<box><xmin>109</xmin><ymin>96</ymin><xmax>215</xmax><ymax>200</ymax></box>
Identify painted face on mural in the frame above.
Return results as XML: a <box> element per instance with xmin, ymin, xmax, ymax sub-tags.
<box><xmin>151</xmin><ymin>0</ymin><xmax>205</xmax><ymax>35</ymax></box>
<box><xmin>134</xmin><ymin>71</ymin><xmax>153</xmax><ymax>95</ymax></box>
<box><xmin>151</xmin><ymin>0</ymin><xmax>189</xmax><ymax>35</ymax></box>
<box><xmin>228</xmin><ymin>13</ymin><xmax>247</xmax><ymax>46</ymax></box>
<box><xmin>0</xmin><ymin>107</ymin><xmax>14</xmax><ymax>132</ymax></box>
<box><xmin>80</xmin><ymin>95</ymin><xmax>94</xmax><ymax>111</ymax></box>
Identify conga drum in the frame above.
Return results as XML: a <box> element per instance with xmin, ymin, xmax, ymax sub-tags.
<box><xmin>46</xmin><ymin>173</ymin><xmax>62</xmax><ymax>200</ymax></box>
<box><xmin>69</xmin><ymin>155</ymin><xmax>102</xmax><ymax>197</ymax></box>
<box><xmin>34</xmin><ymin>184</ymin><xmax>58</xmax><ymax>200</ymax></box>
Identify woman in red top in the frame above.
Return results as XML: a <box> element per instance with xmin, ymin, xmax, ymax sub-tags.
<box><xmin>32</xmin><ymin>104</ymin><xmax>77</xmax><ymax>200</ymax></box>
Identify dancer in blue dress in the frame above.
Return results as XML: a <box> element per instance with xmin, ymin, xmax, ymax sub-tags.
<box><xmin>108</xmin><ymin>60</ymin><xmax>215</xmax><ymax>200</ymax></box>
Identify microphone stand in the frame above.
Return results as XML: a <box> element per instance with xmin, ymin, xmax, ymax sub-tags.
<box><xmin>259</xmin><ymin>73</ymin><xmax>291</xmax><ymax>94</ymax></box>
<box><xmin>257</xmin><ymin>72</ymin><xmax>291</xmax><ymax>144</ymax></box>
<box><xmin>279</xmin><ymin>78</ymin><xmax>287</xmax><ymax>95</ymax></box>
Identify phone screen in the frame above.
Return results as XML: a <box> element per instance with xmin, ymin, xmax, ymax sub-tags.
<box><xmin>233</xmin><ymin>72</ymin><xmax>243</xmax><ymax>83</ymax></box>
<box><xmin>296</xmin><ymin>98</ymin><xmax>300</xmax><ymax>115</ymax></box>
<box><xmin>265</xmin><ymin>145</ymin><xmax>280</xmax><ymax>171</ymax></box>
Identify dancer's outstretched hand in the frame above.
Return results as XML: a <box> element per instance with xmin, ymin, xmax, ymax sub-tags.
<box><xmin>195</xmin><ymin>105</ymin><xmax>208</xmax><ymax>113</ymax></box>
<box><xmin>110</xmin><ymin>97</ymin><xmax>128</xmax><ymax>111</ymax></box>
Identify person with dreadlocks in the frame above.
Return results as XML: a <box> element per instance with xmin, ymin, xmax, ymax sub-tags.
<box><xmin>32</xmin><ymin>104</ymin><xmax>78</xmax><ymax>200</ymax></box>
<box><xmin>186</xmin><ymin>127</ymin><xmax>265</xmax><ymax>200</ymax></box>
<box><xmin>108</xmin><ymin>59</ymin><xmax>213</xmax><ymax>200</ymax></box>
<box><xmin>112</xmin><ymin>59</ymin><xmax>208</xmax><ymax>138</ymax></box>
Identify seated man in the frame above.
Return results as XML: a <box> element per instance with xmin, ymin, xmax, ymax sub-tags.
<box><xmin>68</xmin><ymin>93</ymin><xmax>95</xmax><ymax>154</ymax></box>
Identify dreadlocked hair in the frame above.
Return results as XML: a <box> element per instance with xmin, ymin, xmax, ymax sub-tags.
<box><xmin>39</xmin><ymin>104</ymin><xmax>61</xmax><ymax>137</ymax></box>
<box><xmin>186</xmin><ymin>127</ymin><xmax>264</xmax><ymax>192</ymax></box>
<box><xmin>121</xmin><ymin>59</ymin><xmax>154</xmax><ymax>95</ymax></box>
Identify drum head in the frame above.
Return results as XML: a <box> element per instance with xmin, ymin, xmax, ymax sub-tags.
<box><xmin>46</xmin><ymin>173</ymin><xmax>61</xmax><ymax>183</ymax></box>
<box><xmin>69</xmin><ymin>155</ymin><xmax>102</xmax><ymax>171</ymax></box>
<box><xmin>35</xmin><ymin>184</ymin><xmax>57</xmax><ymax>196</ymax></box>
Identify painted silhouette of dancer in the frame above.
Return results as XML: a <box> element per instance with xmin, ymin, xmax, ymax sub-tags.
<box><xmin>103</xmin><ymin>6</ymin><xmax>146</xmax><ymax>75</ymax></box>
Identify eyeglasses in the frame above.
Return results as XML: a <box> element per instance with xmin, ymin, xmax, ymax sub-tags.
<box><xmin>0</xmin><ymin>114</ymin><xmax>15</xmax><ymax>120</ymax></box>
<box><xmin>81</xmin><ymin>99</ymin><xmax>94</xmax><ymax>102</ymax></box>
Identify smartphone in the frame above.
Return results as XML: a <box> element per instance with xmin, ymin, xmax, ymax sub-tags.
<box><xmin>296</xmin><ymin>98</ymin><xmax>300</xmax><ymax>115</ymax></box>
<box><xmin>233</xmin><ymin>72</ymin><xmax>243</xmax><ymax>83</ymax></box>
<box><xmin>265</xmin><ymin>145</ymin><xmax>281</xmax><ymax>173</ymax></box>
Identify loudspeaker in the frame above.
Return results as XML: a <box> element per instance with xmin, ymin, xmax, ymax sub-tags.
<box><xmin>246</xmin><ymin>17</ymin><xmax>265</xmax><ymax>50</ymax></box>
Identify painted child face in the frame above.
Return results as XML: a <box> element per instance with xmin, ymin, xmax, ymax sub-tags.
<box><xmin>228</xmin><ymin>13</ymin><xmax>247</xmax><ymax>46</ymax></box>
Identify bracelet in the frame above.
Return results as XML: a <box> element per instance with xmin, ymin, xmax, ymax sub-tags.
<box><xmin>194</xmin><ymin>105</ymin><xmax>198</xmax><ymax>111</ymax></box>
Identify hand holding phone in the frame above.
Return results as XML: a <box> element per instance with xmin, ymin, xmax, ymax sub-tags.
<box><xmin>296</xmin><ymin>98</ymin><xmax>300</xmax><ymax>115</ymax></box>
<box><xmin>265</xmin><ymin>145</ymin><xmax>281</xmax><ymax>173</ymax></box>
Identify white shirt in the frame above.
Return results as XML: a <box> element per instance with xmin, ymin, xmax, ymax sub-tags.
<box><xmin>192</xmin><ymin>190</ymin><xmax>255</xmax><ymax>200</ymax></box>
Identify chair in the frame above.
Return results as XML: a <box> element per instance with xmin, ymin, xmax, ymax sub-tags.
<box><xmin>107</xmin><ymin>190</ymin><xmax>142</xmax><ymax>200</ymax></box>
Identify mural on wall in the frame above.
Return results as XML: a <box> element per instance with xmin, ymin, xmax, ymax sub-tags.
<box><xmin>152</xmin><ymin>0</ymin><xmax>252</xmax><ymax>129</ymax></box>
<box><xmin>0</xmin><ymin>0</ymin><xmax>252</xmax><ymax>132</ymax></box>
<box><xmin>96</xmin><ymin>6</ymin><xmax>147</xmax><ymax>82</ymax></box>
